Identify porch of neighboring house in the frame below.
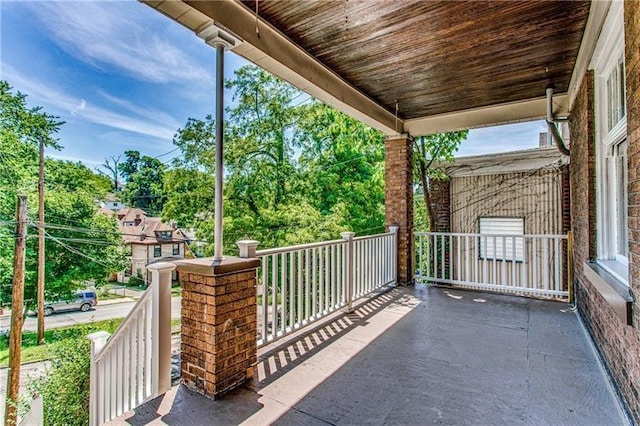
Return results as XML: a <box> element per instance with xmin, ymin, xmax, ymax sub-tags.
<box><xmin>106</xmin><ymin>285</ymin><xmax>627</xmax><ymax>425</ymax></box>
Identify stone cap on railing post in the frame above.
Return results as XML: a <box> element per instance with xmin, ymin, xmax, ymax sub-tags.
<box><xmin>237</xmin><ymin>240</ymin><xmax>259</xmax><ymax>258</ymax></box>
<box><xmin>389</xmin><ymin>226</ymin><xmax>399</xmax><ymax>234</ymax></box>
<box><xmin>340</xmin><ymin>231</ymin><xmax>356</xmax><ymax>241</ymax></box>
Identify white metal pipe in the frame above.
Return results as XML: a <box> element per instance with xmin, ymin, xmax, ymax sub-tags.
<box><xmin>214</xmin><ymin>43</ymin><xmax>225</xmax><ymax>262</ymax></box>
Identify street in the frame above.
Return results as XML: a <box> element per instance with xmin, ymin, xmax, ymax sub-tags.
<box><xmin>0</xmin><ymin>297</ymin><xmax>182</xmax><ymax>332</ymax></box>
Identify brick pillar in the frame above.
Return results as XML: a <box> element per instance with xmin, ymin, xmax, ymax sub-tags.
<box><xmin>385</xmin><ymin>133</ymin><xmax>414</xmax><ymax>285</ymax></box>
<box><xmin>177</xmin><ymin>256</ymin><xmax>260</xmax><ymax>399</ymax></box>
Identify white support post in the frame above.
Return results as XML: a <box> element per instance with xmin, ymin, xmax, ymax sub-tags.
<box><xmin>237</xmin><ymin>240</ymin><xmax>259</xmax><ymax>258</ymax></box>
<box><xmin>389</xmin><ymin>226</ymin><xmax>399</xmax><ymax>284</ymax></box>
<box><xmin>88</xmin><ymin>331</ymin><xmax>110</xmax><ymax>426</ymax></box>
<box><xmin>341</xmin><ymin>232</ymin><xmax>355</xmax><ymax>313</ymax></box>
<box><xmin>148</xmin><ymin>262</ymin><xmax>176</xmax><ymax>396</ymax></box>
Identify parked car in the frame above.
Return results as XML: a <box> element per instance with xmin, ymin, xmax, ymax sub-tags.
<box><xmin>44</xmin><ymin>290</ymin><xmax>98</xmax><ymax>316</ymax></box>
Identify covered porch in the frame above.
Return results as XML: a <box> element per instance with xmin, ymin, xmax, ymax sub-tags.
<box><xmin>109</xmin><ymin>285</ymin><xmax>626</xmax><ymax>425</ymax></box>
<box><xmin>83</xmin><ymin>0</ymin><xmax>640</xmax><ymax>423</ymax></box>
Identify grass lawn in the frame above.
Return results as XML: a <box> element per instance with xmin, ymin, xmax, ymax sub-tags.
<box><xmin>0</xmin><ymin>318</ymin><xmax>182</xmax><ymax>367</ymax></box>
<box><xmin>257</xmin><ymin>294</ymin><xmax>283</xmax><ymax>305</ymax></box>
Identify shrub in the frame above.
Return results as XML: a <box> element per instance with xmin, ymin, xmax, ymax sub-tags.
<box><xmin>34</xmin><ymin>335</ymin><xmax>91</xmax><ymax>426</ymax></box>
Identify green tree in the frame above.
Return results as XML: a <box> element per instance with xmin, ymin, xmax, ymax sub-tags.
<box><xmin>162</xmin><ymin>167</ymin><xmax>214</xmax><ymax>228</ymax></box>
<box><xmin>296</xmin><ymin>101</ymin><xmax>386</xmax><ymax>235</ymax></box>
<box><xmin>0</xmin><ymin>81</ymin><xmax>127</xmax><ymax>306</ymax></box>
<box><xmin>120</xmin><ymin>150</ymin><xmax>166</xmax><ymax>215</ymax></box>
<box><xmin>167</xmin><ymin>65</ymin><xmax>388</xmax><ymax>253</ymax></box>
<box><xmin>413</xmin><ymin>132</ymin><xmax>468</xmax><ymax>230</ymax></box>
<box><xmin>225</xmin><ymin>65</ymin><xmax>300</xmax><ymax>210</ymax></box>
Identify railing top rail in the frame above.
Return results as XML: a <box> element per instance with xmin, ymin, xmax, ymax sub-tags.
<box><xmin>94</xmin><ymin>288</ymin><xmax>152</xmax><ymax>363</ymax></box>
<box><xmin>415</xmin><ymin>231</ymin><xmax>568</xmax><ymax>239</ymax></box>
<box><xmin>256</xmin><ymin>238</ymin><xmax>346</xmax><ymax>256</ymax></box>
<box><xmin>353</xmin><ymin>232</ymin><xmax>394</xmax><ymax>242</ymax></box>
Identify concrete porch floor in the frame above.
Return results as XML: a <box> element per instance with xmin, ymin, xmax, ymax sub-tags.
<box><xmin>111</xmin><ymin>286</ymin><xmax>629</xmax><ymax>425</ymax></box>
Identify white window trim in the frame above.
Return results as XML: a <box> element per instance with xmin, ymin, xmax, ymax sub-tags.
<box><xmin>590</xmin><ymin>1</ymin><xmax>628</xmax><ymax>283</ymax></box>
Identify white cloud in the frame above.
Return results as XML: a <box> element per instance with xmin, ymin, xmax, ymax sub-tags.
<box><xmin>97</xmin><ymin>91</ymin><xmax>181</xmax><ymax>130</ymax></box>
<box><xmin>48</xmin><ymin>152</ymin><xmax>102</xmax><ymax>167</ymax></box>
<box><xmin>25</xmin><ymin>1</ymin><xmax>212</xmax><ymax>85</ymax></box>
<box><xmin>71</xmin><ymin>99</ymin><xmax>87</xmax><ymax>115</ymax></box>
<box><xmin>3</xmin><ymin>63</ymin><xmax>176</xmax><ymax>140</ymax></box>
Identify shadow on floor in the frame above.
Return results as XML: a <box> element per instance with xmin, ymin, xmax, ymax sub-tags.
<box><xmin>117</xmin><ymin>286</ymin><xmax>628</xmax><ymax>425</ymax></box>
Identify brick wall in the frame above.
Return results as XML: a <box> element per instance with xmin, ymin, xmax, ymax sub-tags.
<box><xmin>568</xmin><ymin>4</ymin><xmax>640</xmax><ymax>419</ymax></box>
<box><xmin>385</xmin><ymin>135</ymin><xmax>414</xmax><ymax>284</ymax></box>
<box><xmin>428</xmin><ymin>177</ymin><xmax>450</xmax><ymax>232</ymax></box>
<box><xmin>178</xmin><ymin>258</ymin><xmax>259</xmax><ymax>399</ymax></box>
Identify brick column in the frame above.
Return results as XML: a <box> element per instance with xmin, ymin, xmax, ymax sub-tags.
<box><xmin>177</xmin><ymin>256</ymin><xmax>260</xmax><ymax>399</ymax></box>
<box><xmin>385</xmin><ymin>133</ymin><xmax>414</xmax><ymax>285</ymax></box>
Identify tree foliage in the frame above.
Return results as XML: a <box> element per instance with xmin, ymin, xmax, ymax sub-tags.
<box><xmin>164</xmin><ymin>65</ymin><xmax>388</xmax><ymax>254</ymax></box>
<box><xmin>119</xmin><ymin>150</ymin><xmax>166</xmax><ymax>215</ymax></box>
<box><xmin>0</xmin><ymin>81</ymin><xmax>127</xmax><ymax>306</ymax></box>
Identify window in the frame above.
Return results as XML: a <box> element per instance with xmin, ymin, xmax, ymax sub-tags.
<box><xmin>478</xmin><ymin>217</ymin><xmax>524</xmax><ymax>261</ymax></box>
<box><xmin>153</xmin><ymin>245</ymin><xmax>161</xmax><ymax>258</ymax></box>
<box><xmin>173</xmin><ymin>244</ymin><xmax>180</xmax><ymax>256</ymax></box>
<box><xmin>592</xmin><ymin>1</ymin><xmax>628</xmax><ymax>282</ymax></box>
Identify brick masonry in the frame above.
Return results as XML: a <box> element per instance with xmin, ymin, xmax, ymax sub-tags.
<box><xmin>428</xmin><ymin>177</ymin><xmax>451</xmax><ymax>233</ymax></box>
<box><xmin>177</xmin><ymin>257</ymin><xmax>259</xmax><ymax>399</ymax></box>
<box><xmin>385</xmin><ymin>134</ymin><xmax>414</xmax><ymax>284</ymax></box>
<box><xmin>568</xmin><ymin>3</ymin><xmax>640</xmax><ymax>421</ymax></box>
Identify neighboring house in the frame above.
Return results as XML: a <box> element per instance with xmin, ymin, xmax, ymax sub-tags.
<box><xmin>99</xmin><ymin>194</ymin><xmax>126</xmax><ymax>211</ymax></box>
<box><xmin>434</xmin><ymin>146</ymin><xmax>570</xmax><ymax>236</ymax></box>
<box><xmin>427</xmin><ymin>146</ymin><xmax>570</xmax><ymax>293</ymax></box>
<box><xmin>115</xmin><ymin>208</ymin><xmax>187</xmax><ymax>284</ymax></box>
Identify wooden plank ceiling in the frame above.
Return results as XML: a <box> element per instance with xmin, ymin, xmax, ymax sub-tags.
<box><xmin>239</xmin><ymin>0</ymin><xmax>590</xmax><ymax>121</ymax></box>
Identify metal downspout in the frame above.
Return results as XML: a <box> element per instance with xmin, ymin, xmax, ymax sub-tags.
<box><xmin>546</xmin><ymin>87</ymin><xmax>570</xmax><ymax>156</ymax></box>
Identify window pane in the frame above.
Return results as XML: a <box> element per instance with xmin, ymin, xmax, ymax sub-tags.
<box><xmin>619</xmin><ymin>59</ymin><xmax>626</xmax><ymax>119</ymax></box>
<box><xmin>478</xmin><ymin>218</ymin><xmax>524</xmax><ymax>261</ymax></box>
<box><xmin>616</xmin><ymin>141</ymin><xmax>628</xmax><ymax>257</ymax></box>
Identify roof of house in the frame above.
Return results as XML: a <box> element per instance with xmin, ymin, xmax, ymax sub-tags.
<box><xmin>117</xmin><ymin>208</ymin><xmax>148</xmax><ymax>223</ymax></box>
<box><xmin>119</xmin><ymin>217</ymin><xmax>185</xmax><ymax>245</ymax></box>
<box><xmin>434</xmin><ymin>147</ymin><xmax>569</xmax><ymax>178</ymax></box>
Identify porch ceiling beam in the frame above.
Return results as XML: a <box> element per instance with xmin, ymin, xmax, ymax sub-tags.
<box><xmin>141</xmin><ymin>0</ymin><xmax>401</xmax><ymax>135</ymax></box>
<box><xmin>404</xmin><ymin>93</ymin><xmax>569</xmax><ymax>136</ymax></box>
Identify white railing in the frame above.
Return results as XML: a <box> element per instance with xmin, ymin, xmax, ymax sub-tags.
<box><xmin>87</xmin><ymin>262</ymin><xmax>175</xmax><ymax>426</ymax></box>
<box><xmin>256</xmin><ymin>229</ymin><xmax>397</xmax><ymax>347</ymax></box>
<box><xmin>415</xmin><ymin>232</ymin><xmax>568</xmax><ymax>299</ymax></box>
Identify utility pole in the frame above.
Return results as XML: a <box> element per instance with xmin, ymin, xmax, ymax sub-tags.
<box><xmin>37</xmin><ymin>136</ymin><xmax>45</xmax><ymax>344</ymax></box>
<box><xmin>5</xmin><ymin>195</ymin><xmax>27</xmax><ymax>426</ymax></box>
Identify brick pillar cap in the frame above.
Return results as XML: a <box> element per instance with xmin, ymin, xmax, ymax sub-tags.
<box><xmin>175</xmin><ymin>256</ymin><xmax>260</xmax><ymax>277</ymax></box>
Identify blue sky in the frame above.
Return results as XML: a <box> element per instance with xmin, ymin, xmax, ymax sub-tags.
<box><xmin>1</xmin><ymin>1</ymin><xmax>546</xmax><ymax>168</ymax></box>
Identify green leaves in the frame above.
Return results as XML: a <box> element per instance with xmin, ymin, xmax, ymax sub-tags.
<box><xmin>0</xmin><ymin>81</ymin><xmax>126</xmax><ymax>306</ymax></box>
<box><xmin>413</xmin><ymin>131</ymin><xmax>468</xmax><ymax>230</ymax></box>
<box><xmin>167</xmin><ymin>65</ymin><xmax>387</xmax><ymax>252</ymax></box>
<box><xmin>120</xmin><ymin>150</ymin><xmax>166</xmax><ymax>216</ymax></box>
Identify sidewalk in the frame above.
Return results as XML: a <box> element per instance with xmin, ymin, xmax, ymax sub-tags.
<box><xmin>103</xmin><ymin>284</ymin><xmax>147</xmax><ymax>299</ymax></box>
